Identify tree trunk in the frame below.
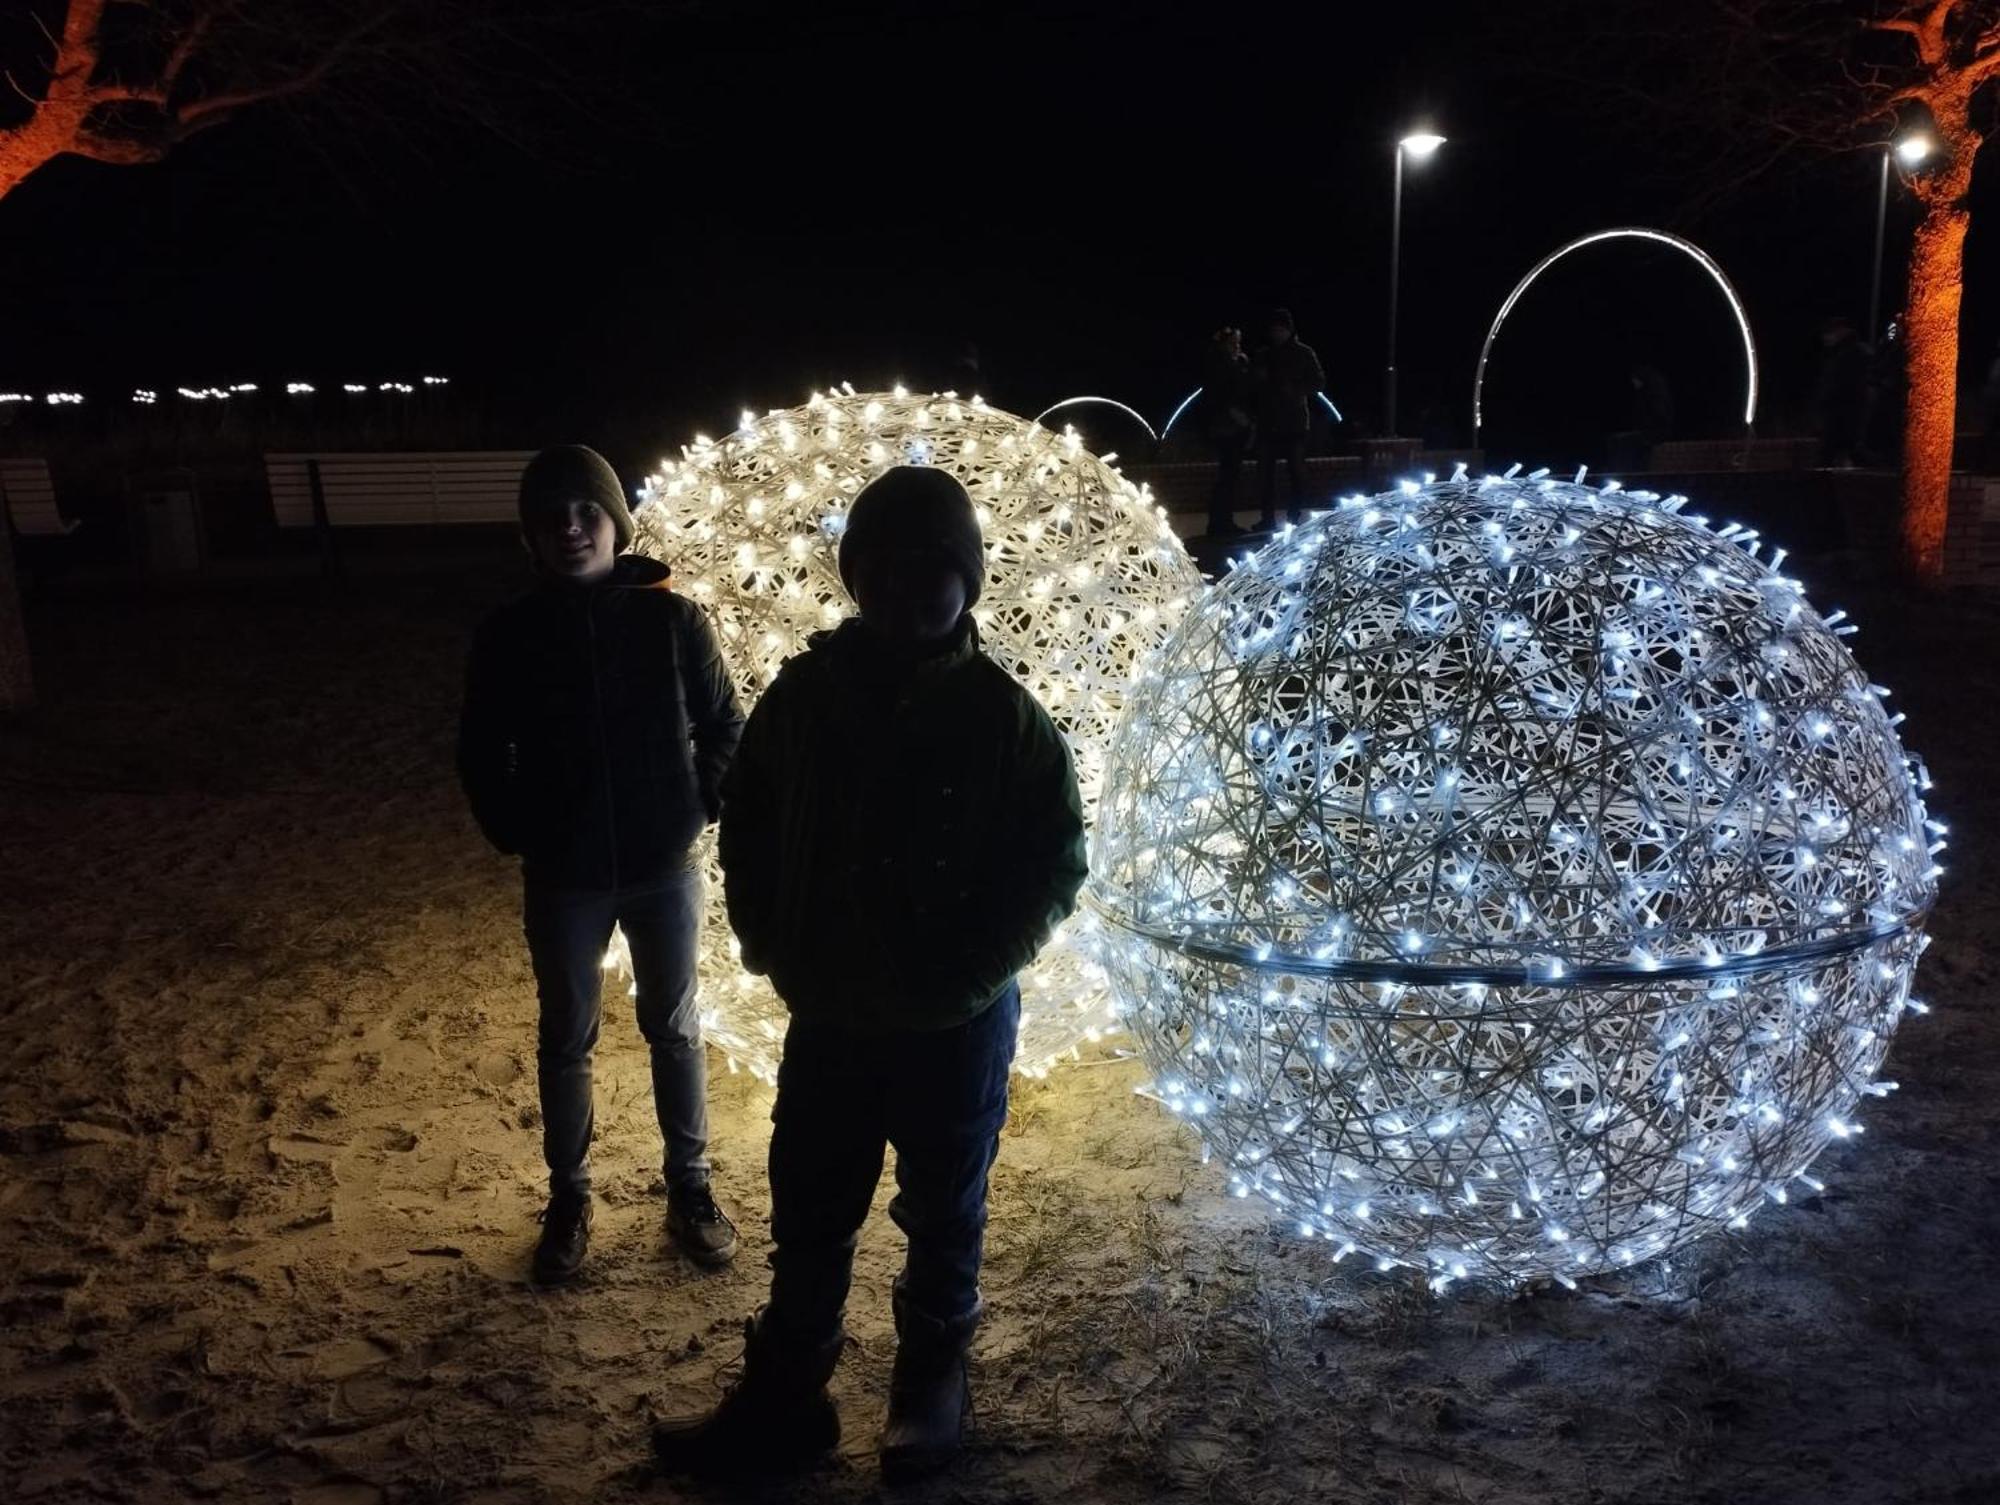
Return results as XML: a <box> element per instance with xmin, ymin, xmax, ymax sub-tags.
<box><xmin>0</xmin><ymin>512</ymin><xmax>34</xmax><ymax>709</ymax></box>
<box><xmin>1899</xmin><ymin>199</ymin><xmax>1970</xmax><ymax>584</ymax></box>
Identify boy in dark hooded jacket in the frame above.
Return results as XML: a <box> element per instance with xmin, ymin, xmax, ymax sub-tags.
<box><xmin>653</xmin><ymin>466</ymin><xmax>1087</xmax><ymax>1482</ymax></box>
<box><xmin>458</xmin><ymin>444</ymin><xmax>745</xmax><ymax>1285</ymax></box>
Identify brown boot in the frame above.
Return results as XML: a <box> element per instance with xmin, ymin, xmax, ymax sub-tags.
<box><xmin>878</xmin><ymin>1291</ymin><xmax>977</xmax><ymax>1483</ymax></box>
<box><xmin>652</xmin><ymin>1311</ymin><xmax>843</xmax><ymax>1478</ymax></box>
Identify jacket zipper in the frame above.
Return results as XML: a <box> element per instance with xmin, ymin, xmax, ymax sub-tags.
<box><xmin>586</xmin><ymin>593</ymin><xmax>620</xmax><ymax>891</ymax></box>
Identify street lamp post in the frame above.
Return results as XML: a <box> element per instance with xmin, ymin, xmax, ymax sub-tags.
<box><xmin>1386</xmin><ymin>131</ymin><xmax>1444</xmax><ymax>440</ymax></box>
<box><xmin>1871</xmin><ymin>133</ymin><xmax>1933</xmax><ymax>347</ymax></box>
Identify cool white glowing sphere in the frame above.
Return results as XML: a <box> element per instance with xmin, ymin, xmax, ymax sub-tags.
<box><xmin>622</xmin><ymin>387</ymin><xmax>1202</xmax><ymax>1082</ymax></box>
<box><xmin>1091</xmin><ymin>472</ymin><xmax>1939</xmax><ymax>1287</ymax></box>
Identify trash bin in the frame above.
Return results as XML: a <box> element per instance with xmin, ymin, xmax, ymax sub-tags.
<box><xmin>140</xmin><ymin>488</ymin><xmax>203</xmax><ymax>573</ymax></box>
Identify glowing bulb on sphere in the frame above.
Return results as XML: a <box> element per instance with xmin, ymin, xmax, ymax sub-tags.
<box><xmin>1090</xmin><ymin>471</ymin><xmax>1939</xmax><ymax>1288</ymax></box>
<box><xmin>620</xmin><ymin>387</ymin><xmax>1202</xmax><ymax>1082</ymax></box>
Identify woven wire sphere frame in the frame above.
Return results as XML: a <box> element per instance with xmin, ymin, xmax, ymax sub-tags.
<box><xmin>1089</xmin><ymin>470</ymin><xmax>1939</xmax><ymax>1288</ymax></box>
<box><xmin>618</xmin><ymin>386</ymin><xmax>1204</xmax><ymax>1083</ymax></box>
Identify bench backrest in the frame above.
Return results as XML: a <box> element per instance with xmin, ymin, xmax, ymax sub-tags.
<box><xmin>1647</xmin><ymin>437</ymin><xmax>1818</xmax><ymax>473</ymax></box>
<box><xmin>0</xmin><ymin>457</ymin><xmax>76</xmax><ymax>535</ymax></box>
<box><xmin>266</xmin><ymin>452</ymin><xmax>537</xmax><ymax>527</ymax></box>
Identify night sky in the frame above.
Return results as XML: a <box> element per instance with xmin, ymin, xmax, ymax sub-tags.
<box><xmin>3</xmin><ymin>0</ymin><xmax>1996</xmax><ymax>467</ymax></box>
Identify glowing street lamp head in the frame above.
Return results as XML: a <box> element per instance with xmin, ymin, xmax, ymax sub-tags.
<box><xmin>1399</xmin><ymin>132</ymin><xmax>1446</xmax><ymax>159</ymax></box>
<box><xmin>1894</xmin><ymin>134</ymin><xmax>1934</xmax><ymax>166</ymax></box>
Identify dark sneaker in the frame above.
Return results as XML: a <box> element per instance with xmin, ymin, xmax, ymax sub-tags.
<box><xmin>532</xmin><ymin>1195</ymin><xmax>592</xmax><ymax>1285</ymax></box>
<box><xmin>667</xmin><ymin>1182</ymin><xmax>738</xmax><ymax>1267</ymax></box>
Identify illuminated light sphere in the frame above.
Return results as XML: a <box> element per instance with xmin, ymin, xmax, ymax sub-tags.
<box><xmin>622</xmin><ymin>386</ymin><xmax>1203</xmax><ymax>1082</ymax></box>
<box><xmin>1090</xmin><ymin>471</ymin><xmax>1940</xmax><ymax>1288</ymax></box>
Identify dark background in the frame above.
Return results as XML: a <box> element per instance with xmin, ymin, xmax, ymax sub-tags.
<box><xmin>1</xmin><ymin>0</ymin><xmax>1995</xmax><ymax>472</ymax></box>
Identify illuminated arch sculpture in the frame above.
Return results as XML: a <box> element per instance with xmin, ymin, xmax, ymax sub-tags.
<box><xmin>1033</xmin><ymin>395</ymin><xmax>1159</xmax><ymax>445</ymax></box>
<box><xmin>1472</xmin><ymin>228</ymin><xmax>1759</xmax><ymax>441</ymax></box>
<box><xmin>1159</xmin><ymin>388</ymin><xmax>1344</xmax><ymax>441</ymax></box>
<box><xmin>622</xmin><ymin>387</ymin><xmax>1203</xmax><ymax>1082</ymax></box>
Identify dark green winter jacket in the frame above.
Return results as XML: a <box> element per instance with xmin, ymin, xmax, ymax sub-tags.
<box><xmin>718</xmin><ymin>616</ymin><xmax>1087</xmax><ymax>1033</ymax></box>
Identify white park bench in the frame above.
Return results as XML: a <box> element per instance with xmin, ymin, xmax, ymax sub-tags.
<box><xmin>1</xmin><ymin>458</ymin><xmax>80</xmax><ymax>535</ymax></box>
<box><xmin>1647</xmin><ymin>437</ymin><xmax>1819</xmax><ymax>472</ymax></box>
<box><xmin>266</xmin><ymin>451</ymin><xmax>537</xmax><ymax>527</ymax></box>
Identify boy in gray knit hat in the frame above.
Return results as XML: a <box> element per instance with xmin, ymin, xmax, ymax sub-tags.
<box><xmin>458</xmin><ymin>445</ymin><xmax>744</xmax><ymax>1284</ymax></box>
<box><xmin>654</xmin><ymin>465</ymin><xmax>1087</xmax><ymax>1482</ymax></box>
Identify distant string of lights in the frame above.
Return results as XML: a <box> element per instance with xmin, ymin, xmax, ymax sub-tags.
<box><xmin>161</xmin><ymin>376</ymin><xmax>447</xmax><ymax>403</ymax></box>
<box><xmin>0</xmin><ymin>377</ymin><xmax>452</xmax><ymax>408</ymax></box>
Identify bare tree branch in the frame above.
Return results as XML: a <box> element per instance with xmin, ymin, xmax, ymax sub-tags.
<box><xmin>1966</xmin><ymin>37</ymin><xmax>2000</xmax><ymax>86</ymax></box>
<box><xmin>2</xmin><ymin>1</ymin><xmax>700</xmax><ymax>204</ymax></box>
<box><xmin>160</xmin><ymin>0</ymin><xmax>226</xmax><ymax>95</ymax></box>
<box><xmin>173</xmin><ymin>4</ymin><xmax>396</xmax><ymax>129</ymax></box>
<box><xmin>1871</xmin><ymin>17</ymin><xmax>1931</xmax><ymax>45</ymax></box>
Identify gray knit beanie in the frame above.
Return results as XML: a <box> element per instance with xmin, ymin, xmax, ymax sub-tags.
<box><xmin>837</xmin><ymin>466</ymin><xmax>986</xmax><ymax>609</ymax></box>
<box><xmin>518</xmin><ymin>444</ymin><xmax>635</xmax><ymax>552</ymax></box>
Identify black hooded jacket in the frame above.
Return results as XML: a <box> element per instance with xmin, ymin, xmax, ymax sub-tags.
<box><xmin>458</xmin><ymin>556</ymin><xmax>745</xmax><ymax>888</ymax></box>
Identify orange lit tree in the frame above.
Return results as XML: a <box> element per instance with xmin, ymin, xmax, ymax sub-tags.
<box><xmin>1539</xmin><ymin>0</ymin><xmax>1997</xmax><ymax>584</ymax></box>
<box><xmin>0</xmin><ymin>2</ymin><xmax>638</xmax><ymax>707</ymax></box>
<box><xmin>1875</xmin><ymin>2</ymin><xmax>1997</xmax><ymax>580</ymax></box>
<box><xmin>0</xmin><ymin>2</ymin><xmax>400</xmax><ymax>204</ymax></box>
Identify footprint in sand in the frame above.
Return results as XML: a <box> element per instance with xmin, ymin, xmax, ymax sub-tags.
<box><xmin>351</xmin><ymin>1125</ymin><xmax>418</xmax><ymax>1154</ymax></box>
<box><xmin>292</xmin><ymin>1484</ymin><xmax>383</xmax><ymax>1505</ymax></box>
<box><xmin>268</xmin><ymin>1134</ymin><xmax>341</xmax><ymax>1164</ymax></box>
<box><xmin>473</xmin><ymin>1050</ymin><xmax>522</xmax><ymax>1087</ymax></box>
<box><xmin>301</xmin><ymin>1334</ymin><xmax>397</xmax><ymax>1380</ymax></box>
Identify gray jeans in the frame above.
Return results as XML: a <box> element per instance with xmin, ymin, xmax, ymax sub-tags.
<box><xmin>522</xmin><ymin>867</ymin><xmax>711</xmax><ymax>1203</ymax></box>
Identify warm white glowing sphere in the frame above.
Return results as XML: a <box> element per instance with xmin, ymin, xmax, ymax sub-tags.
<box><xmin>623</xmin><ymin>387</ymin><xmax>1202</xmax><ymax>1082</ymax></box>
<box><xmin>1091</xmin><ymin>472</ymin><xmax>1939</xmax><ymax>1287</ymax></box>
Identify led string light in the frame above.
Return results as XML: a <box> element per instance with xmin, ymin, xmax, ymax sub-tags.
<box><xmin>620</xmin><ymin>386</ymin><xmax>1204</xmax><ymax>1083</ymax></box>
<box><xmin>16</xmin><ymin>376</ymin><xmax>457</xmax><ymax>405</ymax></box>
<box><xmin>1090</xmin><ymin>471</ymin><xmax>1938</xmax><ymax>1288</ymax></box>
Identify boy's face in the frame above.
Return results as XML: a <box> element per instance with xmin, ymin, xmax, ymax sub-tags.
<box><xmin>529</xmin><ymin>497</ymin><xmax>617</xmax><ymax>582</ymax></box>
<box><xmin>853</xmin><ymin>547</ymin><xmax>968</xmax><ymax>645</ymax></box>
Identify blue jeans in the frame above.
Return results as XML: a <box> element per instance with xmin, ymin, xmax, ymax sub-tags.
<box><xmin>522</xmin><ymin>867</ymin><xmax>711</xmax><ymax>1203</ymax></box>
<box><xmin>764</xmin><ymin>985</ymin><xmax>1020</xmax><ymax>1339</ymax></box>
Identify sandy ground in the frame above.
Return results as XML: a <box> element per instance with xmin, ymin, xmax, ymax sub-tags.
<box><xmin>2</xmin><ymin>556</ymin><xmax>1997</xmax><ymax>1505</ymax></box>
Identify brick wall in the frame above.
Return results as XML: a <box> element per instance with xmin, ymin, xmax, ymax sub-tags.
<box><xmin>1944</xmin><ymin>474</ymin><xmax>2000</xmax><ymax>586</ymax></box>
